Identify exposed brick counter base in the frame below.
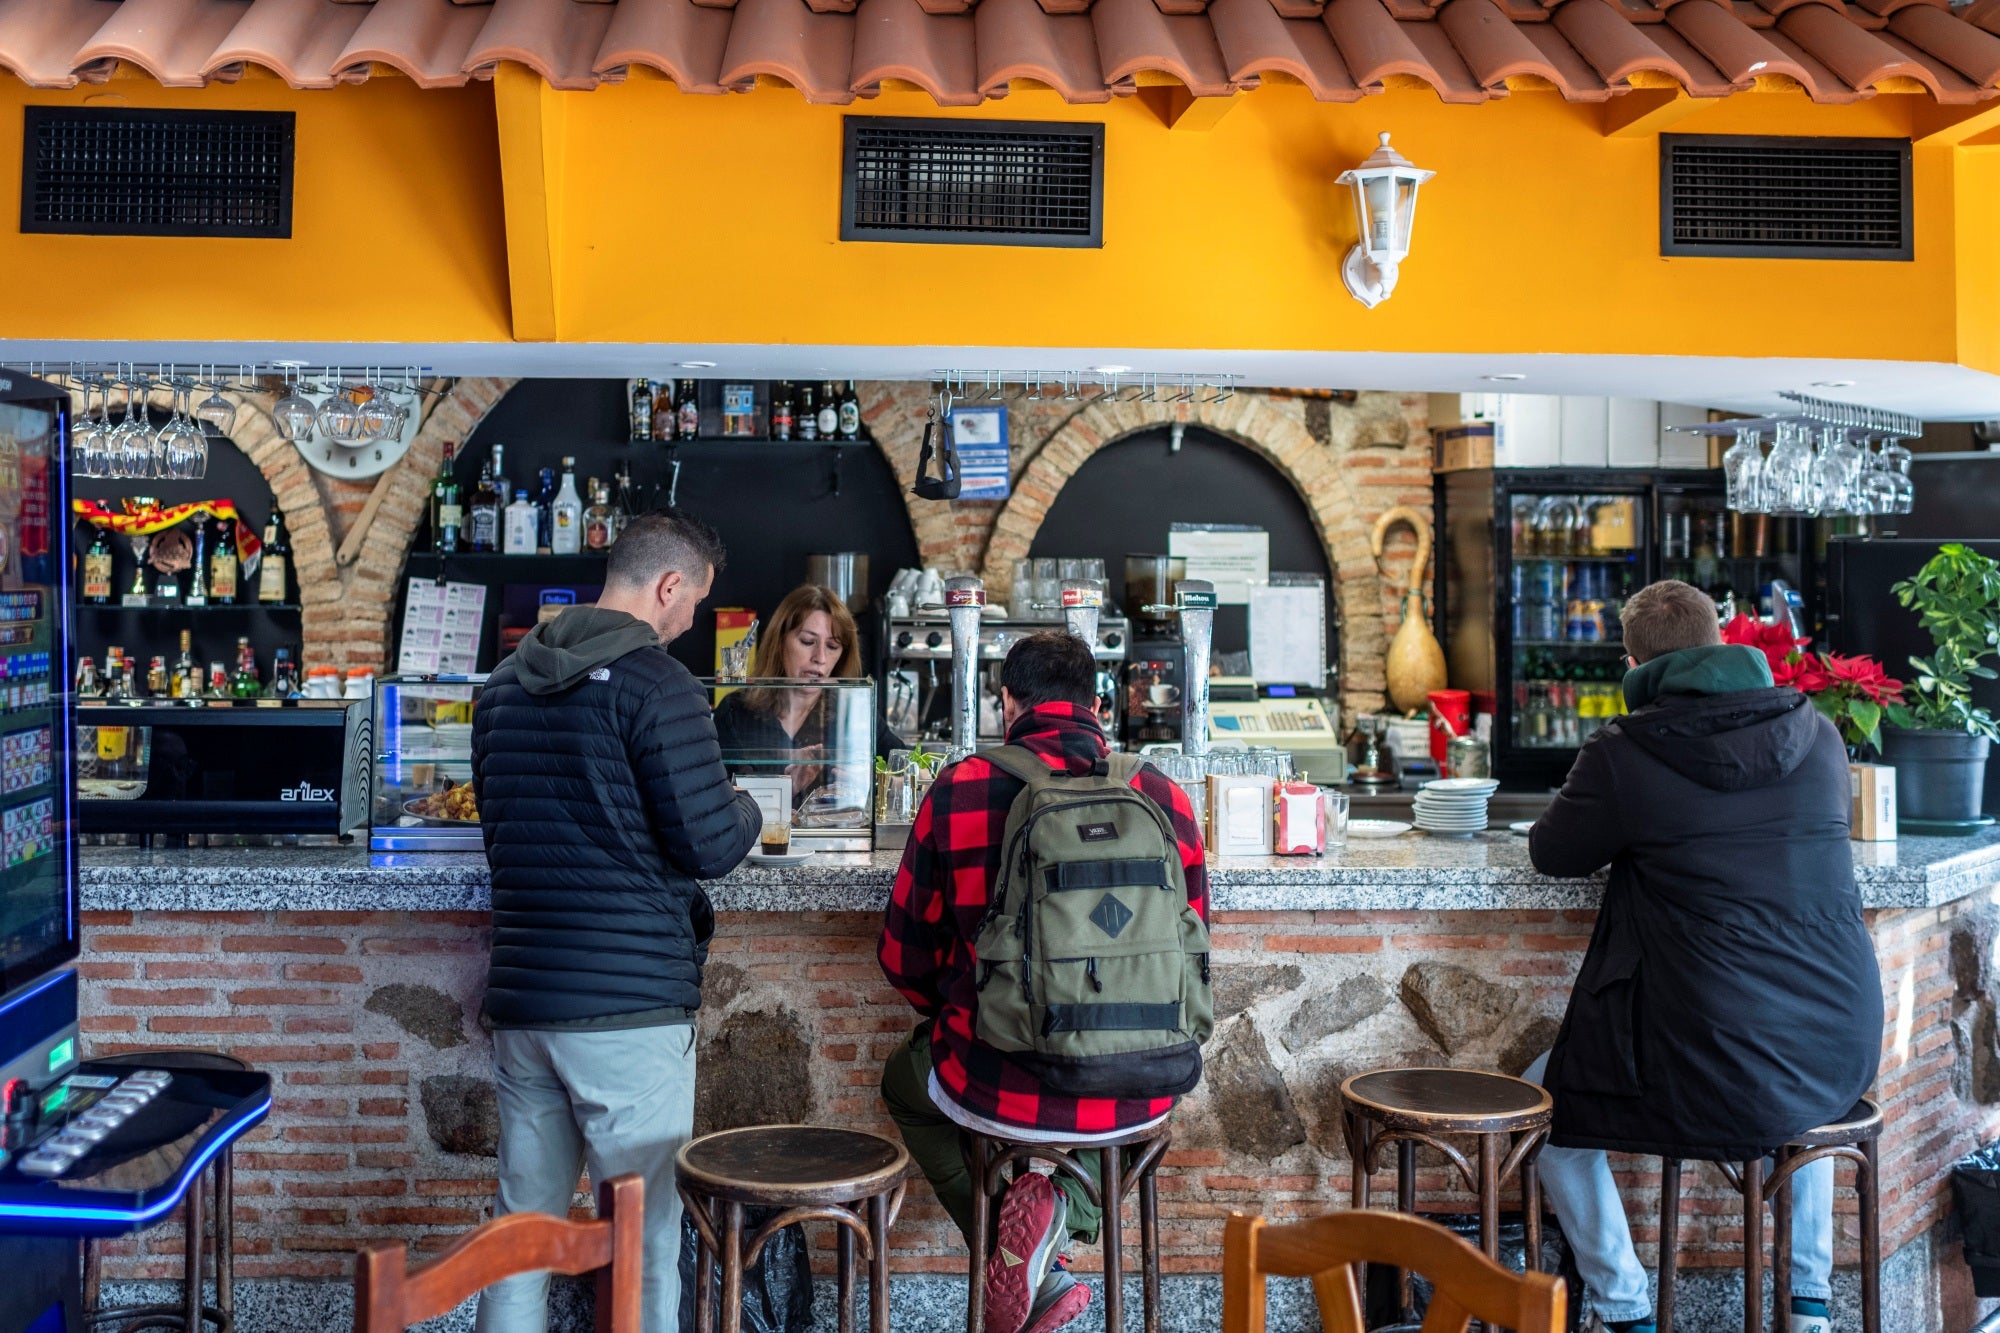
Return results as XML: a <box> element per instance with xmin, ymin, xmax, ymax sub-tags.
<box><xmin>75</xmin><ymin>836</ymin><xmax>2000</xmax><ymax>1332</ymax></box>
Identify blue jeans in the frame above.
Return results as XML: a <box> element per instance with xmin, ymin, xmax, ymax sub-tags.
<box><xmin>1523</xmin><ymin>1052</ymin><xmax>1833</xmax><ymax>1323</ymax></box>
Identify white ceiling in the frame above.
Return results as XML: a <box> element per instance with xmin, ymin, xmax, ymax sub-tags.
<box><xmin>8</xmin><ymin>340</ymin><xmax>2000</xmax><ymax>422</ymax></box>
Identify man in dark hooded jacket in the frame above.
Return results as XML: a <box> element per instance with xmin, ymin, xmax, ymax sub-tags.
<box><xmin>470</xmin><ymin>511</ymin><xmax>761</xmax><ymax>1333</ymax></box>
<box><xmin>1526</xmin><ymin>579</ymin><xmax>1881</xmax><ymax>1333</ymax></box>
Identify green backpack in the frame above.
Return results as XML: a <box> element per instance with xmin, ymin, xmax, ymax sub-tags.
<box><xmin>971</xmin><ymin>746</ymin><xmax>1215</xmax><ymax>1100</ymax></box>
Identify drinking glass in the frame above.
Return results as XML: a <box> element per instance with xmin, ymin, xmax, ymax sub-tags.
<box><xmin>1882</xmin><ymin>435</ymin><xmax>1916</xmax><ymax>515</ymax></box>
<box><xmin>272</xmin><ymin>376</ymin><xmax>318</xmax><ymax>443</ymax></box>
<box><xmin>1721</xmin><ymin>428</ymin><xmax>1767</xmax><ymax>513</ymax></box>
<box><xmin>1321</xmin><ymin>788</ymin><xmax>1350</xmax><ymax>850</ymax></box>
<box><xmin>1857</xmin><ymin>437</ymin><xmax>1897</xmax><ymax>516</ymax></box>
<box><xmin>70</xmin><ymin>374</ymin><xmax>109</xmax><ymax>478</ymax></box>
<box><xmin>1764</xmin><ymin>421</ymin><xmax>1818</xmax><ymax>516</ymax></box>
<box><xmin>316</xmin><ymin>386</ymin><xmax>365</xmax><ymax>442</ymax></box>
<box><xmin>108</xmin><ymin>376</ymin><xmax>156</xmax><ymax>480</ymax></box>
<box><xmin>194</xmin><ymin>376</ymin><xmax>237</xmax><ymax>437</ymax></box>
<box><xmin>357</xmin><ymin>381</ymin><xmax>403</xmax><ymax>442</ymax></box>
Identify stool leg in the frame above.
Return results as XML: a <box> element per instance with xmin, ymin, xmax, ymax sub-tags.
<box><xmin>720</xmin><ymin>1200</ymin><xmax>745</xmax><ymax>1333</ymax></box>
<box><xmin>216</xmin><ymin>1153</ymin><xmax>234</xmax><ymax>1333</ymax></box>
<box><xmin>1772</xmin><ymin>1150</ymin><xmax>1794</xmax><ymax>1333</ymax></box>
<box><xmin>1478</xmin><ymin>1133</ymin><xmax>1501</xmax><ymax>1261</ymax></box>
<box><xmin>869</xmin><ymin>1192</ymin><xmax>892</xmax><ymax>1333</ymax></box>
<box><xmin>837</xmin><ymin>1208</ymin><xmax>856</xmax><ymax>1333</ymax></box>
<box><xmin>966</xmin><ymin>1136</ymin><xmax>989</xmax><ymax>1333</ymax></box>
<box><xmin>1139</xmin><ymin>1157</ymin><xmax>1161</xmax><ymax>1333</ymax></box>
<box><xmin>1397</xmin><ymin>1139</ymin><xmax>1417</xmax><ymax>1322</ymax></box>
<box><xmin>82</xmin><ymin>1240</ymin><xmax>101</xmax><ymax>1317</ymax></box>
<box><xmin>1660</xmin><ymin>1160</ymin><xmax>1682</xmax><ymax>1333</ymax></box>
<box><xmin>1861</xmin><ymin>1138</ymin><xmax>1881</xmax><ymax>1333</ymax></box>
<box><xmin>693</xmin><ymin>1195</ymin><xmax>715</xmax><ymax>1333</ymax></box>
<box><xmin>1347</xmin><ymin>1111</ymin><xmax>1371</xmax><ymax>1210</ymax></box>
<box><xmin>1744</xmin><ymin>1158</ymin><xmax>1766</xmax><ymax>1333</ymax></box>
<box><xmin>182</xmin><ymin>1178</ymin><xmax>205</xmax><ymax>1333</ymax></box>
<box><xmin>1103</xmin><ymin>1143</ymin><xmax>1124</xmax><ymax>1333</ymax></box>
<box><xmin>1523</xmin><ymin>1137</ymin><xmax>1544</xmax><ymax>1276</ymax></box>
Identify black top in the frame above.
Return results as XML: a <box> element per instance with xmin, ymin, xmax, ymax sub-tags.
<box><xmin>1531</xmin><ymin>680</ymin><xmax>1882</xmax><ymax>1160</ymax></box>
<box><xmin>472</xmin><ymin>628</ymin><xmax>761</xmax><ymax>1029</ymax></box>
<box><xmin>711</xmin><ymin>688</ymin><xmax>902</xmax><ymax>806</ymax></box>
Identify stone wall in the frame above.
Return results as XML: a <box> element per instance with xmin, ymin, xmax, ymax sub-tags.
<box><xmin>132</xmin><ymin>381</ymin><xmax>1430</xmax><ymax>716</ymax></box>
<box><xmin>75</xmin><ymin>899</ymin><xmax>1999</xmax><ymax>1330</ymax></box>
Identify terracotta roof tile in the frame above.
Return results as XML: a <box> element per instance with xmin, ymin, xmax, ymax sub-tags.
<box><xmin>849</xmin><ymin>0</ymin><xmax>979</xmax><ymax>100</ymax></box>
<box><xmin>0</xmin><ymin>0</ymin><xmax>1994</xmax><ymax>105</ymax></box>
<box><xmin>1208</xmin><ymin>0</ymin><xmax>1362</xmax><ymax>95</ymax></box>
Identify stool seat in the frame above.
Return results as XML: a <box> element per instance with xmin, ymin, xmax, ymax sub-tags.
<box><xmin>1790</xmin><ymin>1098</ymin><xmax>1883</xmax><ymax>1149</ymax></box>
<box><xmin>1341</xmin><ymin>1068</ymin><xmax>1553</xmax><ymax>1134</ymax></box>
<box><xmin>677</xmin><ymin>1125</ymin><xmax>909</xmax><ymax>1207</ymax></box>
<box><xmin>88</xmin><ymin>1049</ymin><xmax>251</xmax><ymax>1072</ymax></box>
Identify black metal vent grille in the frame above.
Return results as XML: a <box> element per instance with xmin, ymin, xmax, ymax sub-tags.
<box><xmin>1661</xmin><ymin>134</ymin><xmax>1910</xmax><ymax>261</ymax></box>
<box><xmin>22</xmin><ymin>108</ymin><xmax>295</xmax><ymax>239</ymax></box>
<box><xmin>842</xmin><ymin>117</ymin><xmax>1103</xmax><ymax>248</ymax></box>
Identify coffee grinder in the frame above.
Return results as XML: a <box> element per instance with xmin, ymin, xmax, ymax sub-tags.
<box><xmin>1122</xmin><ymin>554</ymin><xmax>1189</xmax><ymax>748</ymax></box>
<box><xmin>943</xmin><ymin>574</ymin><xmax>985</xmax><ymax>760</ymax></box>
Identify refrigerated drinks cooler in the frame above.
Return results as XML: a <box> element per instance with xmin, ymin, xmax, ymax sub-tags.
<box><xmin>1437</xmin><ymin>469</ymin><xmax>1810</xmax><ymax>789</ymax></box>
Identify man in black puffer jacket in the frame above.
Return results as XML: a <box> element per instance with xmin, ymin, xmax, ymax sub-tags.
<box><xmin>1526</xmin><ymin>579</ymin><xmax>1881</xmax><ymax>1333</ymax></box>
<box><xmin>471</xmin><ymin>511</ymin><xmax>759</xmax><ymax>1333</ymax></box>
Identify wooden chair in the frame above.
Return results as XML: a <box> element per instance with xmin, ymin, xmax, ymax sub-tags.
<box><xmin>351</xmin><ymin>1175</ymin><xmax>643</xmax><ymax>1333</ymax></box>
<box><xmin>1223</xmin><ymin>1209</ymin><xmax>1567</xmax><ymax>1333</ymax></box>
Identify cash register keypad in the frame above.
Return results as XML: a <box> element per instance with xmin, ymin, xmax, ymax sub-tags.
<box><xmin>14</xmin><ymin>1072</ymin><xmax>170</xmax><ymax>1177</ymax></box>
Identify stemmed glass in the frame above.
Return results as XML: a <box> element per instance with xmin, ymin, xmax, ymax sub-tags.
<box><xmin>1857</xmin><ymin>435</ymin><xmax>1899</xmax><ymax>516</ymax></box>
<box><xmin>357</xmin><ymin>373</ymin><xmax>404</xmax><ymax>442</ymax></box>
<box><xmin>1812</xmin><ymin>423</ymin><xmax>1860</xmax><ymax>517</ymax></box>
<box><xmin>316</xmin><ymin>380</ymin><xmax>365</xmax><ymax>442</ymax></box>
<box><xmin>69</xmin><ymin>372</ymin><xmax>110</xmax><ymax>478</ymax></box>
<box><xmin>1764</xmin><ymin>420</ymin><xmax>1818</xmax><ymax>517</ymax></box>
<box><xmin>195</xmin><ymin>366</ymin><xmax>238</xmax><ymax>438</ymax></box>
<box><xmin>108</xmin><ymin>373</ymin><xmax>158</xmax><ymax>480</ymax></box>
<box><xmin>272</xmin><ymin>368</ymin><xmax>319</xmax><ymax>443</ymax></box>
<box><xmin>1721</xmin><ymin>426</ymin><xmax>1767</xmax><ymax>513</ymax></box>
<box><xmin>158</xmin><ymin>377</ymin><xmax>206</xmax><ymax>480</ymax></box>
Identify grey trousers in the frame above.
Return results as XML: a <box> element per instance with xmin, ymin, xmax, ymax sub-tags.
<box><xmin>475</xmin><ymin>1024</ymin><xmax>698</xmax><ymax>1333</ymax></box>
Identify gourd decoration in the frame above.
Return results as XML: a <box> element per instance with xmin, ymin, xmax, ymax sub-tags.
<box><xmin>1370</xmin><ymin>505</ymin><xmax>1448</xmax><ymax>714</ymax></box>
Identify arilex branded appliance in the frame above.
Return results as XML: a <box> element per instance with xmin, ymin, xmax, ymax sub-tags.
<box><xmin>0</xmin><ymin>373</ymin><xmax>271</xmax><ymax>1333</ymax></box>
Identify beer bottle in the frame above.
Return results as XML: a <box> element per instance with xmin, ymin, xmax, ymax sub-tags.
<box><xmin>837</xmin><ymin>381</ymin><xmax>861</xmax><ymax>441</ymax></box>
<box><xmin>82</xmin><ymin>527</ymin><xmax>113</xmax><ymax>605</ymax></box>
<box><xmin>771</xmin><ymin>384</ymin><xmax>794</xmax><ymax>441</ymax></box>
<box><xmin>816</xmin><ymin>381</ymin><xmax>839</xmax><ymax>439</ymax></box>
<box><xmin>431</xmin><ymin>443</ymin><xmax>461</xmax><ymax>555</ymax></box>
<box><xmin>797</xmin><ymin>384</ymin><xmax>819</xmax><ymax>441</ymax></box>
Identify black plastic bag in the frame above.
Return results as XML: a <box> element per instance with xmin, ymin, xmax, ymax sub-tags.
<box><xmin>1363</xmin><ymin>1211</ymin><xmax>1583</xmax><ymax>1332</ymax></box>
<box><xmin>677</xmin><ymin>1208</ymin><xmax>814</xmax><ymax>1333</ymax></box>
<box><xmin>1953</xmin><ymin>1143</ymin><xmax>2000</xmax><ymax>1297</ymax></box>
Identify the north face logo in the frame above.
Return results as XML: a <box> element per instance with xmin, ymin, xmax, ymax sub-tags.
<box><xmin>589</xmin><ymin>667</ymin><xmax>611</xmax><ymax>681</ymax></box>
<box><xmin>1089</xmin><ymin>894</ymin><xmax>1133</xmax><ymax>939</ymax></box>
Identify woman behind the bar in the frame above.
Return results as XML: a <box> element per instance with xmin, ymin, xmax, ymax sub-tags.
<box><xmin>711</xmin><ymin>584</ymin><xmax>893</xmax><ymax>800</ymax></box>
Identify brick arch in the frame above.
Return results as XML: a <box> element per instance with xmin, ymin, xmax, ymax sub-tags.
<box><xmin>973</xmin><ymin>393</ymin><xmax>1420</xmax><ymax>714</ymax></box>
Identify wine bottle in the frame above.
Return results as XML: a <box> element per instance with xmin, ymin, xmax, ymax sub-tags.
<box><xmin>259</xmin><ymin>509</ymin><xmax>290</xmax><ymax>605</ymax></box>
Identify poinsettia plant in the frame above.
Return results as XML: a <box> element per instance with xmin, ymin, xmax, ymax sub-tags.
<box><xmin>1720</xmin><ymin>614</ymin><xmax>1905</xmax><ymax>751</ymax></box>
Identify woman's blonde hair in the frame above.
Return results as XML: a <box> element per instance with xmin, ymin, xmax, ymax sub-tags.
<box><xmin>751</xmin><ymin>584</ymin><xmax>864</xmax><ymax>680</ymax></box>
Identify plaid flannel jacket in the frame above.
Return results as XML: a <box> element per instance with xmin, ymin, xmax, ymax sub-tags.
<box><xmin>878</xmin><ymin>702</ymin><xmax>1209</xmax><ymax>1134</ymax></box>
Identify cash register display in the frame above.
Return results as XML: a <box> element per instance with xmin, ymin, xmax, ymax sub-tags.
<box><xmin>0</xmin><ymin>398</ymin><xmax>70</xmax><ymax>1001</ymax></box>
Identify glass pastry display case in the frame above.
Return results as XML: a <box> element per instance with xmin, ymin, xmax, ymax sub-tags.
<box><xmin>707</xmin><ymin>677</ymin><xmax>875</xmax><ymax>851</ymax></box>
<box><xmin>371</xmin><ymin>674</ymin><xmax>484</xmax><ymax>851</ymax></box>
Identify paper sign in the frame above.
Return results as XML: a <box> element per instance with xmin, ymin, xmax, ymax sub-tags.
<box><xmin>949</xmin><ymin>406</ymin><xmax>1011</xmax><ymax>501</ymax></box>
<box><xmin>1169</xmin><ymin>526</ymin><xmax>1269</xmax><ymax>605</ymax></box>
<box><xmin>399</xmin><ymin>579</ymin><xmax>488</xmax><ymax>674</ymax></box>
<box><xmin>1249</xmin><ymin>580</ymin><xmax>1328</xmax><ymax>687</ymax></box>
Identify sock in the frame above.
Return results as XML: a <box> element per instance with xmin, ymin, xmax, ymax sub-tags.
<box><xmin>1792</xmin><ymin>1298</ymin><xmax>1830</xmax><ymax>1319</ymax></box>
<box><xmin>1607</xmin><ymin>1321</ymin><xmax>1656</xmax><ymax>1333</ymax></box>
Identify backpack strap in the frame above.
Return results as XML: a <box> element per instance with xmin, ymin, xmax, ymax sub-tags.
<box><xmin>979</xmin><ymin>744</ymin><xmax>1057</xmax><ymax>788</ymax></box>
<box><xmin>1105</xmin><ymin>751</ymin><xmax>1147</xmax><ymax>786</ymax></box>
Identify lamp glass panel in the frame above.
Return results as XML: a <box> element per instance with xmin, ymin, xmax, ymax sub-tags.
<box><xmin>1391</xmin><ymin>177</ymin><xmax>1419</xmax><ymax>253</ymax></box>
<box><xmin>1362</xmin><ymin>173</ymin><xmax>1396</xmax><ymax>255</ymax></box>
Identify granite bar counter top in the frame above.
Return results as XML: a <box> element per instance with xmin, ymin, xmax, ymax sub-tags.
<box><xmin>79</xmin><ymin>826</ymin><xmax>2000</xmax><ymax>914</ymax></box>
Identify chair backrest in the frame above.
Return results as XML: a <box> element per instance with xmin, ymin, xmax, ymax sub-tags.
<box><xmin>1223</xmin><ymin>1209</ymin><xmax>1566</xmax><ymax>1333</ymax></box>
<box><xmin>352</xmin><ymin>1175</ymin><xmax>644</xmax><ymax>1333</ymax></box>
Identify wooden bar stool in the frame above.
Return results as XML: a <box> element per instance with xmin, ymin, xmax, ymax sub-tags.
<box><xmin>1658</xmin><ymin>1099</ymin><xmax>1883</xmax><ymax>1333</ymax></box>
<box><xmin>82</xmin><ymin>1050</ymin><xmax>252</xmax><ymax>1333</ymax></box>
<box><xmin>676</xmin><ymin>1125</ymin><xmax>910</xmax><ymax>1333</ymax></box>
<box><xmin>1340</xmin><ymin>1068</ymin><xmax>1554</xmax><ymax>1324</ymax></box>
<box><xmin>962</xmin><ymin>1121</ymin><xmax>1171</xmax><ymax>1333</ymax></box>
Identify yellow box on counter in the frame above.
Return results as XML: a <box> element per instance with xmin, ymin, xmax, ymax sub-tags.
<box><xmin>1434</xmin><ymin>424</ymin><xmax>1494</xmax><ymax>472</ymax></box>
<box><xmin>1851</xmin><ymin>763</ymin><xmax>1897</xmax><ymax>841</ymax></box>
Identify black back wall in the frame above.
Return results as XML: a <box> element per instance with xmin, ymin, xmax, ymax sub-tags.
<box><xmin>451</xmin><ymin>379</ymin><xmax>920</xmax><ymax>675</ymax></box>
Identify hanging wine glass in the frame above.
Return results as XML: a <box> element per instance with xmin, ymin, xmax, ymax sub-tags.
<box><xmin>272</xmin><ymin>368</ymin><xmax>318</xmax><ymax>443</ymax></box>
<box><xmin>356</xmin><ymin>375</ymin><xmax>401</xmax><ymax>442</ymax></box>
<box><xmin>194</xmin><ymin>367</ymin><xmax>237</xmax><ymax>438</ymax></box>
<box><xmin>316</xmin><ymin>383</ymin><xmax>365</xmax><ymax>442</ymax></box>
<box><xmin>1812</xmin><ymin>424</ymin><xmax>1859</xmax><ymax>517</ymax></box>
<box><xmin>1858</xmin><ymin>436</ymin><xmax>1898</xmax><ymax>516</ymax></box>
<box><xmin>109</xmin><ymin>374</ymin><xmax>157</xmax><ymax>480</ymax></box>
<box><xmin>1721</xmin><ymin>426</ymin><xmax>1767</xmax><ymax>513</ymax></box>
<box><xmin>1764</xmin><ymin>420</ymin><xmax>1817</xmax><ymax>516</ymax></box>
<box><xmin>69</xmin><ymin>372</ymin><xmax>107</xmax><ymax>478</ymax></box>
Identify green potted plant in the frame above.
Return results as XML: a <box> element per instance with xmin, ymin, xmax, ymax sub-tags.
<box><xmin>1880</xmin><ymin>543</ymin><xmax>2000</xmax><ymax>832</ymax></box>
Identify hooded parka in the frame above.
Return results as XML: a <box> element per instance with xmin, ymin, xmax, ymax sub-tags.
<box><xmin>1531</xmin><ymin>644</ymin><xmax>1882</xmax><ymax>1160</ymax></box>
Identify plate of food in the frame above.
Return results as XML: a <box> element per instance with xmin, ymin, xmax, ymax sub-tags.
<box><xmin>403</xmin><ymin>785</ymin><xmax>479</xmax><ymax>825</ymax></box>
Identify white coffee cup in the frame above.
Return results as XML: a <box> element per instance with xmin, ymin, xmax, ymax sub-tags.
<box><xmin>1148</xmin><ymin>683</ymin><xmax>1180</xmax><ymax>707</ymax></box>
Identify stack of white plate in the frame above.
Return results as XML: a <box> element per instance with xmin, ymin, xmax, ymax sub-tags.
<box><xmin>1413</xmin><ymin>777</ymin><xmax>1501</xmax><ymax>838</ymax></box>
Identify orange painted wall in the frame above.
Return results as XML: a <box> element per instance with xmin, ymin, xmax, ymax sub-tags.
<box><xmin>0</xmin><ymin>69</ymin><xmax>1986</xmax><ymax>373</ymax></box>
<box><xmin>0</xmin><ymin>77</ymin><xmax>511</xmax><ymax>344</ymax></box>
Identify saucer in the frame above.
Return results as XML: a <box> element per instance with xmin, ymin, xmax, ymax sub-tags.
<box><xmin>1347</xmin><ymin>819</ymin><xmax>1413</xmax><ymax>839</ymax></box>
<box><xmin>747</xmin><ymin>849</ymin><xmax>816</xmax><ymax>867</ymax></box>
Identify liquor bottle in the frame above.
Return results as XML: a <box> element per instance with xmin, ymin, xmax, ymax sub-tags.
<box><xmin>206</xmin><ymin>662</ymin><xmax>229</xmax><ymax>699</ymax></box>
<box><xmin>431</xmin><ymin>442</ymin><xmax>462</xmax><ymax>555</ymax></box>
<box><xmin>210</xmin><ymin>518</ymin><xmax>238</xmax><ymax>604</ymax></box>
<box><xmin>551</xmin><ymin>457</ymin><xmax>583</xmax><ymax>555</ymax></box>
<box><xmin>489</xmin><ymin>444</ymin><xmax>509</xmax><ymax>508</ymax></box>
<box><xmin>535</xmin><ymin>468</ymin><xmax>558</xmax><ymax>552</ymax></box>
<box><xmin>816</xmin><ymin>381</ymin><xmax>839</xmax><ymax>439</ymax></box>
<box><xmin>172</xmin><ymin>630</ymin><xmax>197</xmax><ymax>699</ymax></box>
<box><xmin>584</xmin><ymin>482</ymin><xmax>615</xmax><ymax>552</ymax></box>
<box><xmin>837</xmin><ymin>381</ymin><xmax>860</xmax><ymax>441</ymax></box>
<box><xmin>103</xmin><ymin>655</ymin><xmax>129</xmax><ymax>703</ymax></box>
<box><xmin>186</xmin><ymin>522</ymin><xmax>209</xmax><ymax>608</ymax></box>
<box><xmin>677</xmin><ymin>381</ymin><xmax>700</xmax><ymax>441</ymax></box>
<box><xmin>467</xmin><ymin>462</ymin><xmax>502</xmax><ymax>553</ymax></box>
<box><xmin>82</xmin><ymin>528</ymin><xmax>113</xmax><ymax>605</ymax></box>
<box><xmin>664</xmin><ymin>382</ymin><xmax>688</xmax><ymax>444</ymax></box>
<box><xmin>503</xmin><ymin>489</ymin><xmax>537</xmax><ymax>555</ymax></box>
<box><xmin>797</xmin><ymin>384</ymin><xmax>819</xmax><ymax>441</ymax></box>
<box><xmin>269</xmin><ymin>648</ymin><xmax>299</xmax><ymax>699</ymax></box>
<box><xmin>629</xmin><ymin>379</ymin><xmax>653</xmax><ymax>442</ymax></box>
<box><xmin>146</xmin><ymin>656</ymin><xmax>168</xmax><ymax>697</ymax></box>
<box><xmin>771</xmin><ymin>383</ymin><xmax>794</xmax><ymax>441</ymax></box>
<box><xmin>612</xmin><ymin>463</ymin><xmax>635</xmax><ymax>535</ymax></box>
<box><xmin>230</xmin><ymin>638</ymin><xmax>261</xmax><ymax>698</ymax></box>
<box><xmin>74</xmin><ymin>656</ymin><xmax>99</xmax><ymax>698</ymax></box>
<box><xmin>259</xmin><ymin>509</ymin><xmax>290</xmax><ymax>605</ymax></box>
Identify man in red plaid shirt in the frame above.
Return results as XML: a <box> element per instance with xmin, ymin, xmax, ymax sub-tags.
<box><xmin>878</xmin><ymin>631</ymin><xmax>1208</xmax><ymax>1333</ymax></box>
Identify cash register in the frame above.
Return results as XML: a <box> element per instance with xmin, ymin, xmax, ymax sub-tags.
<box><xmin>0</xmin><ymin>374</ymin><xmax>270</xmax><ymax>1333</ymax></box>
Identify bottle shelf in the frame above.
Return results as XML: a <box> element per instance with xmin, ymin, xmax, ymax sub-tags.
<box><xmin>1513</xmin><ymin>639</ymin><xmax>1625</xmax><ymax>649</ymax></box>
<box><xmin>77</xmin><ymin>601</ymin><xmax>302</xmax><ymax>613</ymax></box>
<box><xmin>1513</xmin><ymin>555</ymin><xmax>1640</xmax><ymax>563</ymax></box>
<box><xmin>406</xmin><ymin>553</ymin><xmax>608</xmax><ymax>576</ymax></box>
<box><xmin>633</xmin><ymin>436</ymin><xmax>871</xmax><ymax>449</ymax></box>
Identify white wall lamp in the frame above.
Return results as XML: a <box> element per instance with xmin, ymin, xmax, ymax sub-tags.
<box><xmin>1335</xmin><ymin>133</ymin><xmax>1434</xmax><ymax>309</ymax></box>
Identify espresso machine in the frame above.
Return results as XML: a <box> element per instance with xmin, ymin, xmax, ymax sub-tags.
<box><xmin>1121</xmin><ymin>554</ymin><xmax>1189</xmax><ymax>748</ymax></box>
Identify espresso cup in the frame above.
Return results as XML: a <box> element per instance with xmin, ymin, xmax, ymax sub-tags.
<box><xmin>759</xmin><ymin>825</ymin><xmax>791</xmax><ymax>856</ymax></box>
<box><xmin>1148</xmin><ymin>684</ymin><xmax>1180</xmax><ymax>707</ymax></box>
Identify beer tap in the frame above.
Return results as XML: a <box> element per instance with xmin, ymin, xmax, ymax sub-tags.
<box><xmin>1175</xmin><ymin>579</ymin><xmax>1218</xmax><ymax>758</ymax></box>
<box><xmin>1060</xmin><ymin>578</ymin><xmax>1103</xmax><ymax>646</ymax></box>
<box><xmin>944</xmin><ymin>574</ymin><xmax>985</xmax><ymax>760</ymax></box>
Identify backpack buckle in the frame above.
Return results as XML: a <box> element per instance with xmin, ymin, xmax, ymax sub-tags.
<box><xmin>1090</xmin><ymin>756</ymin><xmax>1110</xmax><ymax>778</ymax></box>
